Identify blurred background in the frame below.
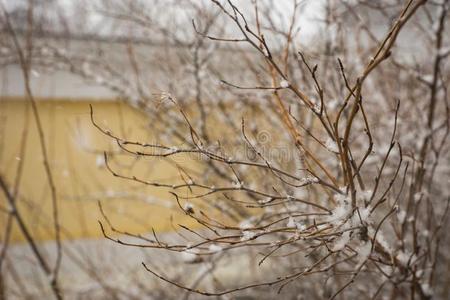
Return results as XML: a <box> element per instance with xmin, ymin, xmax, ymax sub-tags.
<box><xmin>0</xmin><ymin>0</ymin><xmax>449</xmax><ymax>299</ymax></box>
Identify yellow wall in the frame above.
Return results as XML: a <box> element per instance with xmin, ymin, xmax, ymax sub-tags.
<box><xmin>0</xmin><ymin>99</ymin><xmax>202</xmax><ymax>243</ymax></box>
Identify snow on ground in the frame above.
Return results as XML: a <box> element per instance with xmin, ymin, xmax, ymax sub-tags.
<box><xmin>4</xmin><ymin>232</ymin><xmax>279</xmax><ymax>299</ymax></box>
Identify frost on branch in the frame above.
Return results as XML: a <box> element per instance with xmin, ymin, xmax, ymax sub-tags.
<box><xmin>280</xmin><ymin>80</ymin><xmax>289</xmax><ymax>88</ymax></box>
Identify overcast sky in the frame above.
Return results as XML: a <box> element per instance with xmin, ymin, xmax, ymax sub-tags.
<box><xmin>3</xmin><ymin>0</ymin><xmax>326</xmax><ymax>42</ymax></box>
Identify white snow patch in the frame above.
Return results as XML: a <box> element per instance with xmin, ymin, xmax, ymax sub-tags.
<box><xmin>421</xmin><ymin>74</ymin><xmax>434</xmax><ymax>84</ymax></box>
<box><xmin>327</xmin><ymin>99</ymin><xmax>340</xmax><ymax>110</ymax></box>
<box><xmin>372</xmin><ymin>229</ymin><xmax>392</xmax><ymax>255</ymax></box>
<box><xmin>325</xmin><ymin>138</ymin><xmax>339</xmax><ymax>153</ymax></box>
<box><xmin>397</xmin><ymin>210</ymin><xmax>407</xmax><ymax>224</ymax></box>
<box><xmin>241</xmin><ymin>230</ymin><xmax>256</xmax><ymax>241</ymax></box>
<box><xmin>339</xmin><ymin>186</ymin><xmax>347</xmax><ymax>194</ymax></box>
<box><xmin>184</xmin><ymin>202</ymin><xmax>194</xmax><ymax>212</ymax></box>
<box><xmin>327</xmin><ymin>194</ymin><xmax>351</xmax><ymax>222</ymax></box>
<box><xmin>421</xmin><ymin>283</ymin><xmax>433</xmax><ymax>297</ymax></box>
<box><xmin>233</xmin><ymin>181</ymin><xmax>243</xmax><ymax>188</ymax></box>
<box><xmin>280</xmin><ymin>80</ymin><xmax>290</xmax><ymax>88</ymax></box>
<box><xmin>239</xmin><ymin>220</ymin><xmax>253</xmax><ymax>230</ymax></box>
<box><xmin>332</xmin><ymin>231</ymin><xmax>351</xmax><ymax>251</ymax></box>
<box><xmin>413</xmin><ymin>192</ymin><xmax>422</xmax><ymax>202</ymax></box>
<box><xmin>396</xmin><ymin>251</ymin><xmax>412</xmax><ymax>266</ymax></box>
<box><xmin>208</xmin><ymin>244</ymin><xmax>223</xmax><ymax>253</ymax></box>
<box><xmin>301</xmin><ymin>176</ymin><xmax>319</xmax><ymax>185</ymax></box>
<box><xmin>181</xmin><ymin>251</ymin><xmax>197</xmax><ymax>263</ymax></box>
<box><xmin>96</xmin><ymin>155</ymin><xmax>105</xmax><ymax>168</ymax></box>
<box><xmin>296</xmin><ymin>222</ymin><xmax>306</xmax><ymax>231</ymax></box>
<box><xmin>312</xmin><ymin>104</ymin><xmax>321</xmax><ymax>114</ymax></box>
<box><xmin>361</xmin><ymin>190</ymin><xmax>372</xmax><ymax>204</ymax></box>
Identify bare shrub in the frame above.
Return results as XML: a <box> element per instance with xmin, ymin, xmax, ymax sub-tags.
<box><xmin>1</xmin><ymin>0</ymin><xmax>449</xmax><ymax>299</ymax></box>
